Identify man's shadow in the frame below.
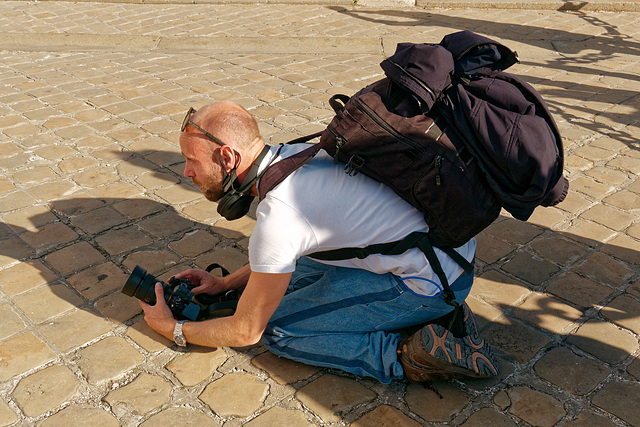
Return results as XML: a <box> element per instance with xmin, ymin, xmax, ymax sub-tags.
<box><xmin>0</xmin><ymin>193</ymin><xmax>251</xmax><ymax>337</ymax></box>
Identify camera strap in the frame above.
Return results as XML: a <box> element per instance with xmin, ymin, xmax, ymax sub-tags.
<box><xmin>197</xmin><ymin>263</ymin><xmax>245</xmax><ymax>318</ymax></box>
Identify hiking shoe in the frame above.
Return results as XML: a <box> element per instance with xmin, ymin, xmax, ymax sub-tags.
<box><xmin>398</xmin><ymin>303</ymin><xmax>499</xmax><ymax>382</ymax></box>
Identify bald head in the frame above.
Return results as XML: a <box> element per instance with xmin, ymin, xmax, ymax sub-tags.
<box><xmin>180</xmin><ymin>102</ymin><xmax>267</xmax><ymax>199</ymax></box>
<box><xmin>189</xmin><ymin>102</ymin><xmax>261</xmax><ymax>150</ymax></box>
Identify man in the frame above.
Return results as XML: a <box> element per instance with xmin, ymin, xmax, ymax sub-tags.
<box><xmin>140</xmin><ymin>102</ymin><xmax>499</xmax><ymax>384</ymax></box>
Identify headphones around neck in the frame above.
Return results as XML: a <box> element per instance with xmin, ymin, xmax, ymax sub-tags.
<box><xmin>216</xmin><ymin>145</ymin><xmax>272</xmax><ymax>221</ymax></box>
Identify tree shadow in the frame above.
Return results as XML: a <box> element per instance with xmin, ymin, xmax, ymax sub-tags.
<box><xmin>461</xmin><ymin>214</ymin><xmax>639</xmax><ymax>394</ymax></box>
<box><xmin>328</xmin><ymin>6</ymin><xmax>640</xmax><ymax>149</ymax></box>
<box><xmin>330</xmin><ymin>7</ymin><xmax>640</xmax><ymax>60</ymax></box>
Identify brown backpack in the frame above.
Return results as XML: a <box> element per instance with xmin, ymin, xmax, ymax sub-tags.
<box><xmin>257</xmin><ymin>31</ymin><xmax>568</xmax><ymax>305</ymax></box>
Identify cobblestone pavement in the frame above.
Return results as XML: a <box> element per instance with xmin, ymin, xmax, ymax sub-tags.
<box><xmin>0</xmin><ymin>1</ymin><xmax>639</xmax><ymax>426</ymax></box>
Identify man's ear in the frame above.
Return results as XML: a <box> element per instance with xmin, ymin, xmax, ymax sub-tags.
<box><xmin>218</xmin><ymin>146</ymin><xmax>238</xmax><ymax>173</ymax></box>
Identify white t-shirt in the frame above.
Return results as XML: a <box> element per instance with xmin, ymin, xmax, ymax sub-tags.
<box><xmin>249</xmin><ymin>143</ymin><xmax>476</xmax><ymax>297</ymax></box>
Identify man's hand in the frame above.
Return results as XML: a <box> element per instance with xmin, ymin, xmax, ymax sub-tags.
<box><xmin>174</xmin><ymin>269</ymin><xmax>225</xmax><ymax>295</ymax></box>
<box><xmin>139</xmin><ymin>283</ymin><xmax>176</xmax><ymax>340</ymax></box>
<box><xmin>139</xmin><ymin>270</ymin><xmax>292</xmax><ymax>348</ymax></box>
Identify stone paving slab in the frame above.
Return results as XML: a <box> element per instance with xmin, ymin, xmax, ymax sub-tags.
<box><xmin>0</xmin><ymin>2</ymin><xmax>638</xmax><ymax>426</ymax></box>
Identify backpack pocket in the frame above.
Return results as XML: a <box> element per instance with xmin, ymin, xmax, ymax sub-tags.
<box><xmin>412</xmin><ymin>133</ymin><xmax>500</xmax><ymax>247</ymax></box>
<box><xmin>322</xmin><ymin>88</ymin><xmax>424</xmax><ymax>184</ymax></box>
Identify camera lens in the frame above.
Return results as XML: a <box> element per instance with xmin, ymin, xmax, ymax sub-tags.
<box><xmin>121</xmin><ymin>266</ymin><xmax>158</xmax><ymax>304</ymax></box>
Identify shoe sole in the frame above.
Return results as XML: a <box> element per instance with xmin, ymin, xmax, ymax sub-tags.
<box><xmin>399</xmin><ymin>304</ymin><xmax>499</xmax><ymax>382</ymax></box>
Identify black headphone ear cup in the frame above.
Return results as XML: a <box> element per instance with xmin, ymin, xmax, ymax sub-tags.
<box><xmin>217</xmin><ymin>192</ymin><xmax>254</xmax><ymax>221</ymax></box>
<box><xmin>215</xmin><ymin>145</ymin><xmax>271</xmax><ymax>221</ymax></box>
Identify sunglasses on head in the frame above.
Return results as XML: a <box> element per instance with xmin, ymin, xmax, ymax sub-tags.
<box><xmin>181</xmin><ymin>107</ymin><xmax>227</xmax><ymax>147</ymax></box>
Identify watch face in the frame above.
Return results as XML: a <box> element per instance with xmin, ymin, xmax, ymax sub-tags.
<box><xmin>175</xmin><ymin>335</ymin><xmax>187</xmax><ymax>347</ymax></box>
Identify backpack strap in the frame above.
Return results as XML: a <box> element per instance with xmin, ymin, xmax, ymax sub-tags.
<box><xmin>195</xmin><ymin>263</ymin><xmax>244</xmax><ymax>319</ymax></box>
<box><xmin>257</xmin><ymin>134</ymin><xmax>323</xmax><ymax>201</ymax></box>
<box><xmin>308</xmin><ymin>232</ymin><xmax>473</xmax><ymax>306</ymax></box>
<box><xmin>309</xmin><ymin>231</ymin><xmax>426</xmax><ymax>261</ymax></box>
<box><xmin>415</xmin><ymin>236</ymin><xmax>459</xmax><ymax>306</ymax></box>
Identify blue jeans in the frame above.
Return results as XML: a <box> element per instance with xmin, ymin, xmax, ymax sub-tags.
<box><xmin>261</xmin><ymin>257</ymin><xmax>473</xmax><ymax>383</ymax></box>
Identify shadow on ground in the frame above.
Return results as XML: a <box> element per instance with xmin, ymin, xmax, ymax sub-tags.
<box><xmin>0</xmin><ymin>178</ymin><xmax>637</xmax><ymax>390</ymax></box>
<box><xmin>330</xmin><ymin>6</ymin><xmax>640</xmax><ymax>150</ymax></box>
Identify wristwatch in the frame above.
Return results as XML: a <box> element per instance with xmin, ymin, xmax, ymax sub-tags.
<box><xmin>173</xmin><ymin>320</ymin><xmax>187</xmax><ymax>347</ymax></box>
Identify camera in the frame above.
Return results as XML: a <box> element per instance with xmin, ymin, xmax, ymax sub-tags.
<box><xmin>122</xmin><ymin>265</ymin><xmax>203</xmax><ymax>320</ymax></box>
<box><xmin>121</xmin><ymin>264</ymin><xmax>242</xmax><ymax>321</ymax></box>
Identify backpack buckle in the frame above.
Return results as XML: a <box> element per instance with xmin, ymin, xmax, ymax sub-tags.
<box><xmin>345</xmin><ymin>155</ymin><xmax>365</xmax><ymax>176</ymax></box>
<box><xmin>355</xmin><ymin>248</ymin><xmax>369</xmax><ymax>259</ymax></box>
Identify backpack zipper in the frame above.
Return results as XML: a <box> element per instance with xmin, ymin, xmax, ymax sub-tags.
<box><xmin>435</xmin><ymin>154</ymin><xmax>442</xmax><ymax>186</ymax></box>
<box><xmin>353</xmin><ymin>97</ymin><xmax>422</xmax><ymax>153</ymax></box>
<box><xmin>327</xmin><ymin>126</ymin><xmax>345</xmax><ymax>164</ymax></box>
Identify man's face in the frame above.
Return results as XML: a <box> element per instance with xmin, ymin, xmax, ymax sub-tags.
<box><xmin>180</xmin><ymin>134</ymin><xmax>225</xmax><ymax>202</ymax></box>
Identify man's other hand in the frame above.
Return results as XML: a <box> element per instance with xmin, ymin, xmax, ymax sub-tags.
<box><xmin>174</xmin><ymin>269</ymin><xmax>225</xmax><ymax>295</ymax></box>
<box><xmin>140</xmin><ymin>282</ymin><xmax>176</xmax><ymax>340</ymax></box>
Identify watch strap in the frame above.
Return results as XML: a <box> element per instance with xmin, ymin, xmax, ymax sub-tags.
<box><xmin>173</xmin><ymin>320</ymin><xmax>187</xmax><ymax>346</ymax></box>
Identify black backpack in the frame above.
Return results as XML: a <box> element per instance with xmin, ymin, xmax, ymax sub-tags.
<box><xmin>257</xmin><ymin>31</ymin><xmax>568</xmax><ymax>305</ymax></box>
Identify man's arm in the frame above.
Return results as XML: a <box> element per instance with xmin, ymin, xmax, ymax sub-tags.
<box><xmin>140</xmin><ymin>270</ymin><xmax>292</xmax><ymax>348</ymax></box>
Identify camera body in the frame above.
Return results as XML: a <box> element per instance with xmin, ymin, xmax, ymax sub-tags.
<box><xmin>121</xmin><ymin>265</ymin><xmax>203</xmax><ymax>320</ymax></box>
